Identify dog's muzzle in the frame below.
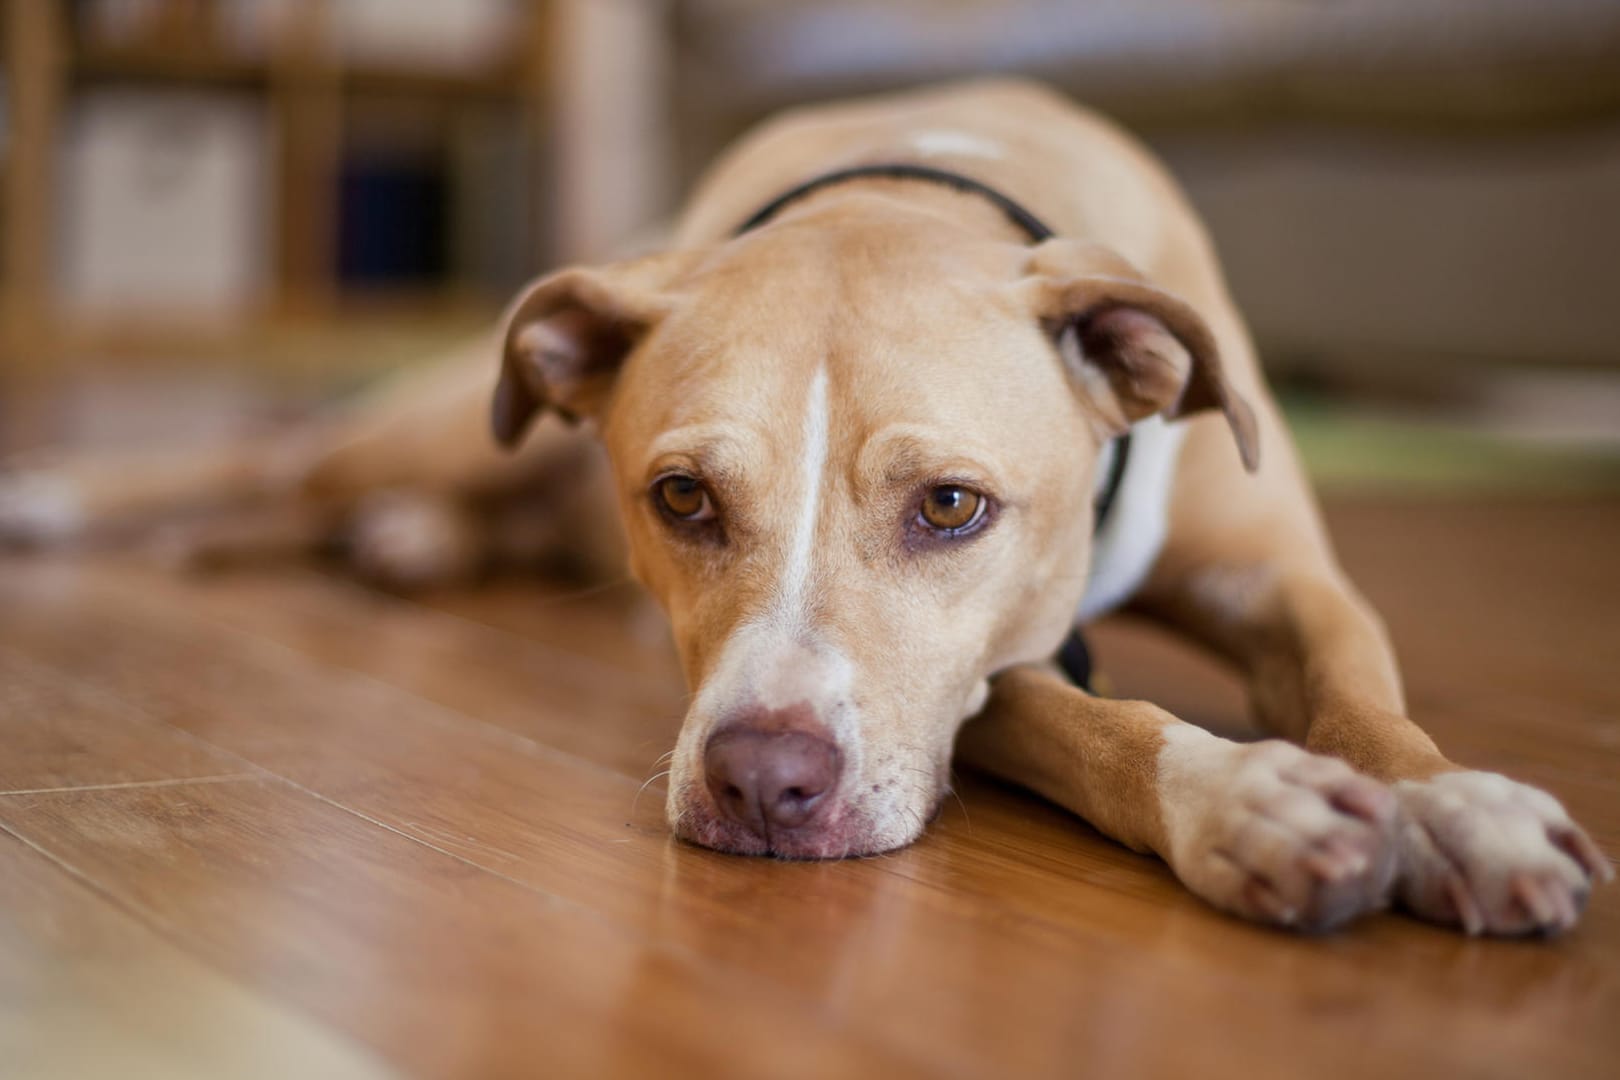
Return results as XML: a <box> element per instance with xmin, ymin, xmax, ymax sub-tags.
<box><xmin>704</xmin><ymin>725</ymin><xmax>844</xmax><ymax>837</ymax></box>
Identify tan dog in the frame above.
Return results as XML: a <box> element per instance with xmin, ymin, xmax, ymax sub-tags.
<box><xmin>4</xmin><ymin>80</ymin><xmax>1609</xmax><ymax>934</ymax></box>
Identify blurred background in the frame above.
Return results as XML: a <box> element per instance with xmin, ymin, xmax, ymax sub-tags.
<box><xmin>2</xmin><ymin>0</ymin><xmax>1618</xmax><ymax>491</ymax></box>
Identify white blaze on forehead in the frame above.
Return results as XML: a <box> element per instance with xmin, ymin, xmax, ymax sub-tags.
<box><xmin>909</xmin><ymin>129</ymin><xmax>1003</xmax><ymax>160</ymax></box>
<box><xmin>774</xmin><ymin>365</ymin><xmax>830</xmax><ymax>625</ymax></box>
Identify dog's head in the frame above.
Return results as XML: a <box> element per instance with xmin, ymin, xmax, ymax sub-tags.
<box><xmin>492</xmin><ymin>198</ymin><xmax>1256</xmax><ymax>857</ymax></box>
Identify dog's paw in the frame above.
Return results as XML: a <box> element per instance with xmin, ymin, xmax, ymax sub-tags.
<box><xmin>0</xmin><ymin>468</ymin><xmax>84</xmax><ymax>547</ymax></box>
<box><xmin>346</xmin><ymin>489</ymin><xmax>481</xmax><ymax>589</ymax></box>
<box><xmin>1160</xmin><ymin>735</ymin><xmax>1398</xmax><ymax>932</ymax></box>
<box><xmin>1394</xmin><ymin>771</ymin><xmax>1614</xmax><ymax>937</ymax></box>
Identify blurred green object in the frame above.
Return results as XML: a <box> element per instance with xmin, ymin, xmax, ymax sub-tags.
<box><xmin>1281</xmin><ymin>396</ymin><xmax>1620</xmax><ymax>495</ymax></box>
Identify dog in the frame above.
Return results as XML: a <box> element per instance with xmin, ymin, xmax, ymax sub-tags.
<box><xmin>3</xmin><ymin>80</ymin><xmax>1609</xmax><ymax>934</ymax></box>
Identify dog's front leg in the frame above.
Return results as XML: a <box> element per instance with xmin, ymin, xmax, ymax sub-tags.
<box><xmin>957</xmin><ymin>666</ymin><xmax>1399</xmax><ymax>931</ymax></box>
<box><xmin>1136</xmin><ymin>564</ymin><xmax>1614</xmax><ymax>935</ymax></box>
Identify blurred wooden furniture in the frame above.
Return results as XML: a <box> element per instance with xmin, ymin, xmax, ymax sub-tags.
<box><xmin>1</xmin><ymin>496</ymin><xmax>1617</xmax><ymax>1077</ymax></box>
<box><xmin>550</xmin><ymin>0</ymin><xmax>673</xmax><ymax>262</ymax></box>
<box><xmin>10</xmin><ymin>0</ymin><xmax>1620</xmax><ymax>397</ymax></box>
<box><xmin>665</xmin><ymin>0</ymin><xmax>1620</xmax><ymax>382</ymax></box>
<box><xmin>0</xmin><ymin>0</ymin><xmax>556</xmax><ymax>374</ymax></box>
<box><xmin>556</xmin><ymin>0</ymin><xmax>1616</xmax><ymax>396</ymax></box>
<box><xmin>2</xmin><ymin>1</ymin><xmax>65</xmax><ymax>370</ymax></box>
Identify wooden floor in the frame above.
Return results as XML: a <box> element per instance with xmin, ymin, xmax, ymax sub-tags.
<box><xmin>2</xmin><ymin>496</ymin><xmax>1617</xmax><ymax>1079</ymax></box>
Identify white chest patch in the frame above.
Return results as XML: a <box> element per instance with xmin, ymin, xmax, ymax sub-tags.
<box><xmin>908</xmin><ymin>129</ymin><xmax>1004</xmax><ymax>160</ymax></box>
<box><xmin>1077</xmin><ymin>415</ymin><xmax>1187</xmax><ymax>622</ymax></box>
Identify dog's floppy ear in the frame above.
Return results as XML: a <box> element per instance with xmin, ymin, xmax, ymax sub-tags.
<box><xmin>1014</xmin><ymin>240</ymin><xmax>1259</xmax><ymax>472</ymax></box>
<box><xmin>491</xmin><ymin>251</ymin><xmax>693</xmax><ymax>448</ymax></box>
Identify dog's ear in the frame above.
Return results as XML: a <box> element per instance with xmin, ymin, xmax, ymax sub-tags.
<box><xmin>1014</xmin><ymin>240</ymin><xmax>1259</xmax><ymax>472</ymax></box>
<box><xmin>492</xmin><ymin>251</ymin><xmax>693</xmax><ymax>448</ymax></box>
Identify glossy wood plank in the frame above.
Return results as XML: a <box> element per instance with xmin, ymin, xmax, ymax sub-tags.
<box><xmin>0</xmin><ymin>827</ymin><xmax>398</xmax><ymax>1080</ymax></box>
<box><xmin>0</xmin><ymin>647</ymin><xmax>251</xmax><ymax>794</ymax></box>
<box><xmin>0</xmin><ymin>593</ymin><xmax>1522</xmax><ymax>1080</ymax></box>
<box><xmin>0</xmin><ymin>496</ymin><xmax>1615</xmax><ymax>1078</ymax></box>
<box><xmin>1</xmin><ymin>590</ymin><xmax>1615</xmax><ymax>1073</ymax></box>
<box><xmin>0</xmin><ymin>779</ymin><xmax>923</xmax><ymax>1080</ymax></box>
<box><xmin>80</xmin><ymin>567</ymin><xmax>687</xmax><ymax>781</ymax></box>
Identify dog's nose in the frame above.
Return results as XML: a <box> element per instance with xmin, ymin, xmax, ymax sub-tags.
<box><xmin>704</xmin><ymin>728</ymin><xmax>842</xmax><ymax>834</ymax></box>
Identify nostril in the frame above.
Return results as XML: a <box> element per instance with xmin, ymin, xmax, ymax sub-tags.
<box><xmin>704</xmin><ymin>726</ymin><xmax>842</xmax><ymax>835</ymax></box>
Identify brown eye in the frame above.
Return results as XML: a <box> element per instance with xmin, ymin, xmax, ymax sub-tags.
<box><xmin>919</xmin><ymin>485</ymin><xmax>985</xmax><ymax>533</ymax></box>
<box><xmin>654</xmin><ymin>475</ymin><xmax>715</xmax><ymax>521</ymax></box>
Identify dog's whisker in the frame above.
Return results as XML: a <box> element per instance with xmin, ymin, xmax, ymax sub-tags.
<box><xmin>631</xmin><ymin>769</ymin><xmax>672</xmax><ymax>817</ymax></box>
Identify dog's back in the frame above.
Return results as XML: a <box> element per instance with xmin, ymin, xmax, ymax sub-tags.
<box><xmin>675</xmin><ymin>80</ymin><xmax>1211</xmax><ymax>306</ymax></box>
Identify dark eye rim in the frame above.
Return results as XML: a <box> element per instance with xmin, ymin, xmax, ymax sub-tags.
<box><xmin>649</xmin><ymin>472</ymin><xmax>722</xmax><ymax>531</ymax></box>
<box><xmin>909</xmin><ymin>481</ymin><xmax>997</xmax><ymax>544</ymax></box>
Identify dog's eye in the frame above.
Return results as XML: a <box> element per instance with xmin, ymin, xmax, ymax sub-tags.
<box><xmin>654</xmin><ymin>475</ymin><xmax>716</xmax><ymax>522</ymax></box>
<box><xmin>918</xmin><ymin>485</ymin><xmax>985</xmax><ymax>533</ymax></box>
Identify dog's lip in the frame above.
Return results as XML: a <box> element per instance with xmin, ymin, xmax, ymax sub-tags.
<box><xmin>681</xmin><ymin>832</ymin><xmax>871</xmax><ymax>861</ymax></box>
<box><xmin>671</xmin><ymin>783</ymin><xmax>946</xmax><ymax>859</ymax></box>
<box><xmin>680</xmin><ymin>810</ymin><xmax>866</xmax><ymax>860</ymax></box>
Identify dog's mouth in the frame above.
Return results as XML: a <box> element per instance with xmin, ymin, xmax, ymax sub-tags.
<box><xmin>668</xmin><ymin>785</ymin><xmax>947</xmax><ymax>860</ymax></box>
<box><xmin>660</xmin><ymin>649</ymin><xmax>957</xmax><ymax>859</ymax></box>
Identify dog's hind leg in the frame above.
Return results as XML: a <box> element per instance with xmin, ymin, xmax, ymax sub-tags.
<box><xmin>1</xmin><ymin>333</ymin><xmax>598</xmax><ymax>585</ymax></box>
<box><xmin>957</xmin><ymin>665</ymin><xmax>1399</xmax><ymax>932</ymax></box>
<box><xmin>0</xmin><ymin>429</ymin><xmax>321</xmax><ymax>548</ymax></box>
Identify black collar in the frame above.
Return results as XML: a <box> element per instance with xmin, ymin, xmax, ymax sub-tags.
<box><xmin>734</xmin><ymin>162</ymin><xmax>1130</xmax><ymax>534</ymax></box>
<box><xmin>734</xmin><ymin>162</ymin><xmax>1058</xmax><ymax>243</ymax></box>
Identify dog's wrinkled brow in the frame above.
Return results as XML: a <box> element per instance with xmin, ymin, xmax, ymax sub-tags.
<box><xmin>639</xmin><ymin>425</ymin><xmax>758</xmax><ymax>486</ymax></box>
<box><xmin>854</xmin><ymin>425</ymin><xmax>1010</xmax><ymax>497</ymax></box>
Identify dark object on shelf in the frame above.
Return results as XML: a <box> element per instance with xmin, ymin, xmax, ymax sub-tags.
<box><xmin>337</xmin><ymin>149</ymin><xmax>449</xmax><ymax>288</ymax></box>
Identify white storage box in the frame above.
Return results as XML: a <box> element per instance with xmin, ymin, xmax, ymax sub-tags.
<box><xmin>57</xmin><ymin>90</ymin><xmax>269</xmax><ymax>323</ymax></box>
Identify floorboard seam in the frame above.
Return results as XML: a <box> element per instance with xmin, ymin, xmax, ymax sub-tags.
<box><xmin>0</xmin><ymin>773</ymin><xmax>259</xmax><ymax>797</ymax></box>
<box><xmin>0</xmin><ymin>643</ymin><xmax>808</xmax><ymax>983</ymax></box>
<box><xmin>0</xmin><ymin>760</ymin><xmax>945</xmax><ymax>1076</ymax></box>
<box><xmin>0</xmin><ymin>818</ymin><xmax>410</xmax><ymax>1079</ymax></box>
<box><xmin>0</xmin><ymin>634</ymin><xmax>964</xmax><ymax>1074</ymax></box>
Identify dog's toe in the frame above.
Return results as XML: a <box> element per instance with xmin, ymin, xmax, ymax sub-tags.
<box><xmin>1394</xmin><ymin>770</ymin><xmax>1611</xmax><ymax>937</ymax></box>
<box><xmin>346</xmin><ymin>489</ymin><xmax>481</xmax><ymax>589</ymax></box>
<box><xmin>0</xmin><ymin>469</ymin><xmax>84</xmax><ymax>547</ymax></box>
<box><xmin>1165</xmin><ymin>740</ymin><xmax>1397</xmax><ymax>932</ymax></box>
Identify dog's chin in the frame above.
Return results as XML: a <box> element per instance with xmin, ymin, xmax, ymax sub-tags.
<box><xmin>669</xmin><ymin>793</ymin><xmax>937</xmax><ymax>860</ymax></box>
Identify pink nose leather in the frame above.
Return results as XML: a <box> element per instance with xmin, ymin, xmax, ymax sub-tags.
<box><xmin>704</xmin><ymin>727</ymin><xmax>842</xmax><ymax>835</ymax></box>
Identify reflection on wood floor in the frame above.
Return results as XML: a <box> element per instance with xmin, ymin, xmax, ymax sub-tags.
<box><xmin>2</xmin><ymin>497</ymin><xmax>1617</xmax><ymax>1078</ymax></box>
